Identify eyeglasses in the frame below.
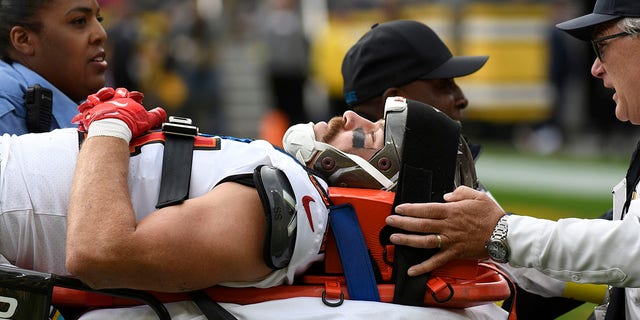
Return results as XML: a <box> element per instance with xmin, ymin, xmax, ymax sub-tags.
<box><xmin>591</xmin><ymin>31</ymin><xmax>632</xmax><ymax>61</ymax></box>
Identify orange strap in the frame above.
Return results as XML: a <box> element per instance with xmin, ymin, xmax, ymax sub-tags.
<box><xmin>479</xmin><ymin>262</ymin><xmax>517</xmax><ymax>320</ymax></box>
<box><xmin>322</xmin><ymin>281</ymin><xmax>344</xmax><ymax>307</ymax></box>
<box><xmin>426</xmin><ymin>277</ymin><xmax>454</xmax><ymax>303</ymax></box>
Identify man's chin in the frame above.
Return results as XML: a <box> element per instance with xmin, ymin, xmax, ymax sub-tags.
<box><xmin>615</xmin><ymin>107</ymin><xmax>630</xmax><ymax>123</ymax></box>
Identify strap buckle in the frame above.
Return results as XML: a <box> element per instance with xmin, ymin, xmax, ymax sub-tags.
<box><xmin>162</xmin><ymin>116</ymin><xmax>198</xmax><ymax>137</ymax></box>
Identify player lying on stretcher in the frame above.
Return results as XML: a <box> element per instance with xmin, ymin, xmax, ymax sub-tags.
<box><xmin>0</xmin><ymin>88</ymin><xmax>510</xmax><ymax>319</ymax></box>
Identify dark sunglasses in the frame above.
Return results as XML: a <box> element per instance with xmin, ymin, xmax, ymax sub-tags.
<box><xmin>591</xmin><ymin>31</ymin><xmax>632</xmax><ymax>61</ymax></box>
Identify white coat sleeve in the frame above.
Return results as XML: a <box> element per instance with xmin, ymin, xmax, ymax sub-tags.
<box><xmin>507</xmin><ymin>213</ymin><xmax>640</xmax><ymax>287</ymax></box>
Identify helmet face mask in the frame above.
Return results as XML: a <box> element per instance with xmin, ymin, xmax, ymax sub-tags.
<box><xmin>283</xmin><ymin>97</ymin><xmax>477</xmax><ymax>192</ymax></box>
<box><xmin>310</xmin><ymin>148</ymin><xmax>388</xmax><ymax>189</ymax></box>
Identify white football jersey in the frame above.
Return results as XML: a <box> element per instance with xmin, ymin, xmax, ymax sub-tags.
<box><xmin>0</xmin><ymin>129</ymin><xmax>329</xmax><ymax>287</ymax></box>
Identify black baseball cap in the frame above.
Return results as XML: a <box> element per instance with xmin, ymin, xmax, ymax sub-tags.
<box><xmin>556</xmin><ymin>0</ymin><xmax>640</xmax><ymax>40</ymax></box>
<box><xmin>342</xmin><ymin>20</ymin><xmax>488</xmax><ymax>107</ymax></box>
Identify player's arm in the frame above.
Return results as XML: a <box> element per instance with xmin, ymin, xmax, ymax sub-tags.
<box><xmin>66</xmin><ymin>87</ymin><xmax>272</xmax><ymax>291</ymax></box>
<box><xmin>67</xmin><ymin>136</ymin><xmax>270</xmax><ymax>291</ymax></box>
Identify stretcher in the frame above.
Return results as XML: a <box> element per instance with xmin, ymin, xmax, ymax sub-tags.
<box><xmin>0</xmin><ymin>187</ymin><xmax>514</xmax><ymax>320</ymax></box>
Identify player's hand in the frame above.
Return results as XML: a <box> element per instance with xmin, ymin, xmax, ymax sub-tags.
<box><xmin>73</xmin><ymin>87</ymin><xmax>166</xmax><ymax>138</ymax></box>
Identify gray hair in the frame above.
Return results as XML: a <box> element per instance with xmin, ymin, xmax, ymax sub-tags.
<box><xmin>618</xmin><ymin>17</ymin><xmax>640</xmax><ymax>36</ymax></box>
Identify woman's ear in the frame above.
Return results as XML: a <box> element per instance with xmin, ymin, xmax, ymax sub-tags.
<box><xmin>9</xmin><ymin>26</ymin><xmax>35</xmax><ymax>56</ymax></box>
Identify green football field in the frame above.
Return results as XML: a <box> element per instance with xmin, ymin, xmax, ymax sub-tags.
<box><xmin>476</xmin><ymin>144</ymin><xmax>629</xmax><ymax>319</ymax></box>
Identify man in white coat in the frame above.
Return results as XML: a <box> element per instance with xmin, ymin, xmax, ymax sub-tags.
<box><xmin>384</xmin><ymin>0</ymin><xmax>640</xmax><ymax>319</ymax></box>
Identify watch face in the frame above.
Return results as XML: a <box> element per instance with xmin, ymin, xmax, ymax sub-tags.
<box><xmin>487</xmin><ymin>240</ymin><xmax>508</xmax><ymax>263</ymax></box>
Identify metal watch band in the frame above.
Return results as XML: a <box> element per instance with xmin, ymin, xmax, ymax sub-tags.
<box><xmin>491</xmin><ymin>215</ymin><xmax>509</xmax><ymax>240</ymax></box>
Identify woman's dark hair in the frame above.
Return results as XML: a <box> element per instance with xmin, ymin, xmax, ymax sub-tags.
<box><xmin>0</xmin><ymin>0</ymin><xmax>50</xmax><ymax>59</ymax></box>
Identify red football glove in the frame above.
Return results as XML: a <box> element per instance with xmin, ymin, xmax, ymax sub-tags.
<box><xmin>73</xmin><ymin>87</ymin><xmax>166</xmax><ymax>138</ymax></box>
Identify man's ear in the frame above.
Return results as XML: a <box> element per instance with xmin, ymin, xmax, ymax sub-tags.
<box><xmin>9</xmin><ymin>26</ymin><xmax>35</xmax><ymax>56</ymax></box>
<box><xmin>382</xmin><ymin>87</ymin><xmax>403</xmax><ymax>100</ymax></box>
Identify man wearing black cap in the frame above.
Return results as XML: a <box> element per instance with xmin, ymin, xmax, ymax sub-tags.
<box><xmin>342</xmin><ymin>19</ymin><xmax>591</xmax><ymax>319</ymax></box>
<box><xmin>385</xmin><ymin>1</ymin><xmax>640</xmax><ymax>319</ymax></box>
<box><xmin>341</xmin><ymin>20</ymin><xmax>487</xmax><ymax>122</ymax></box>
<box><xmin>340</xmin><ymin>19</ymin><xmax>492</xmax><ymax>191</ymax></box>
<box><xmin>340</xmin><ymin>20</ymin><xmax>505</xmax><ymax>204</ymax></box>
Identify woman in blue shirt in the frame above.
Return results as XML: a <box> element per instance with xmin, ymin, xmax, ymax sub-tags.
<box><xmin>0</xmin><ymin>0</ymin><xmax>108</xmax><ymax>134</ymax></box>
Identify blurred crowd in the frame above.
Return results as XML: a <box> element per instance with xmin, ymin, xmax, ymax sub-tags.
<box><xmin>98</xmin><ymin>0</ymin><xmax>640</xmax><ymax>155</ymax></box>
<box><xmin>100</xmin><ymin>0</ymin><xmax>226</xmax><ymax>133</ymax></box>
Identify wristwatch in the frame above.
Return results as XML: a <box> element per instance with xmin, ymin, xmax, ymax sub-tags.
<box><xmin>486</xmin><ymin>215</ymin><xmax>510</xmax><ymax>263</ymax></box>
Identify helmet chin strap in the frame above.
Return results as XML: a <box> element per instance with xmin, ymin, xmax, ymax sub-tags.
<box><xmin>340</xmin><ymin>152</ymin><xmax>395</xmax><ymax>190</ymax></box>
<box><xmin>283</xmin><ymin>122</ymin><xmax>395</xmax><ymax>190</ymax></box>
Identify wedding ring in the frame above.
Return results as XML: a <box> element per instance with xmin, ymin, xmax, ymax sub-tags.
<box><xmin>436</xmin><ymin>234</ymin><xmax>442</xmax><ymax>249</ymax></box>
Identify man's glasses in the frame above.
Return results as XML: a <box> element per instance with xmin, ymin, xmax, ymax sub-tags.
<box><xmin>591</xmin><ymin>31</ymin><xmax>632</xmax><ymax>61</ymax></box>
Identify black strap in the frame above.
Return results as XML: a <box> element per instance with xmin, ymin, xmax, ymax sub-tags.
<box><xmin>190</xmin><ymin>290</ymin><xmax>238</xmax><ymax>320</ymax></box>
<box><xmin>156</xmin><ymin>117</ymin><xmax>198</xmax><ymax>209</ymax></box>
<box><xmin>153</xmin><ymin>118</ymin><xmax>237</xmax><ymax>319</ymax></box>
<box><xmin>391</xmin><ymin>164</ymin><xmax>435</xmax><ymax>306</ymax></box>
<box><xmin>622</xmin><ymin>141</ymin><xmax>640</xmax><ymax>216</ymax></box>
<box><xmin>389</xmin><ymin>103</ymin><xmax>460</xmax><ymax>306</ymax></box>
<box><xmin>604</xmin><ymin>141</ymin><xmax>640</xmax><ymax>318</ymax></box>
<box><xmin>605</xmin><ymin>287</ymin><xmax>626</xmax><ymax>320</ymax></box>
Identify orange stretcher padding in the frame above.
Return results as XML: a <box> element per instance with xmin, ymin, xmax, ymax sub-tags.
<box><xmin>52</xmin><ymin>262</ymin><xmax>510</xmax><ymax>309</ymax></box>
<box><xmin>52</xmin><ymin>187</ymin><xmax>512</xmax><ymax>310</ymax></box>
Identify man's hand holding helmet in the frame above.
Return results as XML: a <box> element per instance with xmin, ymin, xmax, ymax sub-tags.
<box><xmin>73</xmin><ymin>87</ymin><xmax>166</xmax><ymax>142</ymax></box>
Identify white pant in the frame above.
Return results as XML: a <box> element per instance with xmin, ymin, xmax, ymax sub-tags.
<box><xmin>78</xmin><ymin>298</ymin><xmax>508</xmax><ymax>320</ymax></box>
